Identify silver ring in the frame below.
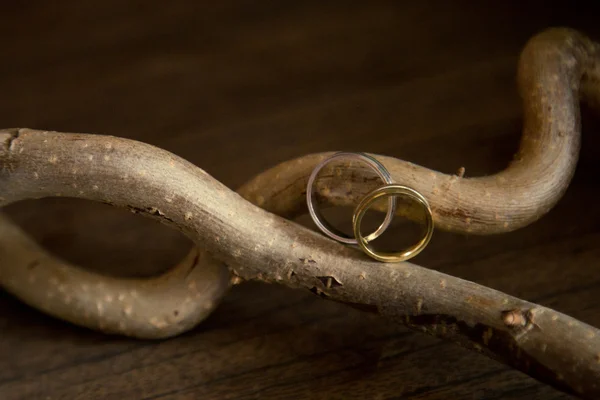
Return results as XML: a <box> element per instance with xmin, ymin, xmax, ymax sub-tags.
<box><xmin>306</xmin><ymin>152</ymin><xmax>396</xmax><ymax>244</ymax></box>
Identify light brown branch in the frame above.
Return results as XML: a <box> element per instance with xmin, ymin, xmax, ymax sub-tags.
<box><xmin>0</xmin><ymin>27</ymin><xmax>599</xmax><ymax>399</ymax></box>
<box><xmin>0</xmin><ymin>211</ymin><xmax>231</xmax><ymax>339</ymax></box>
<box><xmin>240</xmin><ymin>27</ymin><xmax>599</xmax><ymax>235</ymax></box>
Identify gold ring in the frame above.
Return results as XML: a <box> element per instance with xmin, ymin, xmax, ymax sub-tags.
<box><xmin>352</xmin><ymin>184</ymin><xmax>434</xmax><ymax>263</ymax></box>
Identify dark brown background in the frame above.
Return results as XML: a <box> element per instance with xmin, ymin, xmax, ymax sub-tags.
<box><xmin>1</xmin><ymin>2</ymin><xmax>600</xmax><ymax>399</ymax></box>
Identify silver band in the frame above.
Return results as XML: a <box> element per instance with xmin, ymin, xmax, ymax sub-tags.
<box><xmin>306</xmin><ymin>152</ymin><xmax>396</xmax><ymax>244</ymax></box>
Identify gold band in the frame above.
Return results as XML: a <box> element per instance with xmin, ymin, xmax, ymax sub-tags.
<box><xmin>352</xmin><ymin>184</ymin><xmax>434</xmax><ymax>263</ymax></box>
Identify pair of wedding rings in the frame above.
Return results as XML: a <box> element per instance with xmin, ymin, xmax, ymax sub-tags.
<box><xmin>306</xmin><ymin>152</ymin><xmax>434</xmax><ymax>263</ymax></box>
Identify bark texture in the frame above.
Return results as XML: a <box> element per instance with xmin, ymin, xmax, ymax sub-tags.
<box><xmin>0</xmin><ymin>27</ymin><xmax>599</xmax><ymax>399</ymax></box>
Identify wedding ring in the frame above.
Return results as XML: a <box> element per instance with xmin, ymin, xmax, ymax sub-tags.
<box><xmin>306</xmin><ymin>152</ymin><xmax>396</xmax><ymax>244</ymax></box>
<box><xmin>352</xmin><ymin>184</ymin><xmax>434</xmax><ymax>262</ymax></box>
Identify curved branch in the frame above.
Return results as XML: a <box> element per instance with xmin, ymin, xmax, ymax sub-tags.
<box><xmin>0</xmin><ymin>212</ymin><xmax>231</xmax><ymax>339</ymax></box>
<box><xmin>239</xmin><ymin>27</ymin><xmax>599</xmax><ymax>235</ymax></box>
<box><xmin>0</xmin><ymin>27</ymin><xmax>599</xmax><ymax>399</ymax></box>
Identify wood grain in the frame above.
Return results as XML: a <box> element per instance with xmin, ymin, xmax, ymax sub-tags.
<box><xmin>1</xmin><ymin>1</ymin><xmax>599</xmax><ymax>399</ymax></box>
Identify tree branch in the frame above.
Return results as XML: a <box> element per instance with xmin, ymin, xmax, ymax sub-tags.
<box><xmin>0</xmin><ymin>27</ymin><xmax>599</xmax><ymax>399</ymax></box>
<box><xmin>239</xmin><ymin>27</ymin><xmax>600</xmax><ymax>235</ymax></box>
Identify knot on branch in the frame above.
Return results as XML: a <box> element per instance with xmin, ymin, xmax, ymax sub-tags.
<box><xmin>1</xmin><ymin>26</ymin><xmax>600</xmax><ymax>399</ymax></box>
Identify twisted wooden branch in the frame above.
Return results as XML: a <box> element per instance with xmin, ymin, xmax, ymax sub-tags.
<box><xmin>1</xmin><ymin>27</ymin><xmax>599</xmax><ymax>398</ymax></box>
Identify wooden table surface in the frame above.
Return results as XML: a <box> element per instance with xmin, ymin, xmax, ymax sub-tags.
<box><xmin>1</xmin><ymin>2</ymin><xmax>600</xmax><ymax>399</ymax></box>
